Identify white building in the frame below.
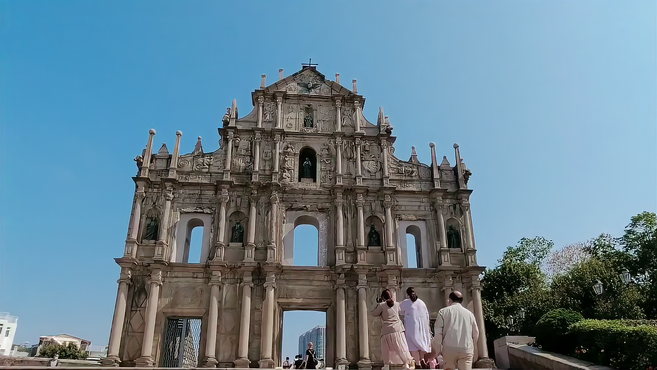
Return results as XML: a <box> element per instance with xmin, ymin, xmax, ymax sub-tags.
<box><xmin>0</xmin><ymin>312</ymin><xmax>18</xmax><ymax>355</ymax></box>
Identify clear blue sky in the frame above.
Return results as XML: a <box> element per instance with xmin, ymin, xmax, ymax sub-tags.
<box><xmin>1</xmin><ymin>0</ymin><xmax>655</xmax><ymax>359</ymax></box>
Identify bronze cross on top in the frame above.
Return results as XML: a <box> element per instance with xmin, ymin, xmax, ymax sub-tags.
<box><xmin>301</xmin><ymin>58</ymin><xmax>318</xmax><ymax>68</ymax></box>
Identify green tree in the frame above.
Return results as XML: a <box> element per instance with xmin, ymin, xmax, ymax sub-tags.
<box><xmin>38</xmin><ymin>342</ymin><xmax>89</xmax><ymax>360</ymax></box>
<box><xmin>501</xmin><ymin>236</ymin><xmax>553</xmax><ymax>266</ymax></box>
<box><xmin>621</xmin><ymin>211</ymin><xmax>657</xmax><ymax>318</ymax></box>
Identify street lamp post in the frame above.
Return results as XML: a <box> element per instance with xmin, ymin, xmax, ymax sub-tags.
<box><xmin>620</xmin><ymin>269</ymin><xmax>631</xmax><ymax>285</ymax></box>
<box><xmin>593</xmin><ymin>280</ymin><xmax>604</xmax><ymax>295</ymax></box>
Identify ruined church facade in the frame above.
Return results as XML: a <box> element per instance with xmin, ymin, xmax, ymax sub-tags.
<box><xmin>103</xmin><ymin>66</ymin><xmax>489</xmax><ymax>368</ymax></box>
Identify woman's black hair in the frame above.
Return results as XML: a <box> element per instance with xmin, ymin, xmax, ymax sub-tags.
<box><xmin>381</xmin><ymin>289</ymin><xmax>394</xmax><ymax>307</ymax></box>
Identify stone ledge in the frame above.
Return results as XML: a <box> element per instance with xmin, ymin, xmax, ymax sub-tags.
<box><xmin>508</xmin><ymin>343</ymin><xmax>615</xmax><ymax>370</ymax></box>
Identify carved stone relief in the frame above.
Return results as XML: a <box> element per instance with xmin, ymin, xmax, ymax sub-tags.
<box><xmin>263</xmin><ymin>102</ymin><xmax>275</xmax><ymax>122</ymax></box>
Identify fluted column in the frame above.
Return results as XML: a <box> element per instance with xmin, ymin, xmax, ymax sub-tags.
<box><xmin>355</xmin><ymin>138</ymin><xmax>362</xmax><ymax>185</ymax></box>
<box><xmin>433</xmin><ymin>199</ymin><xmax>451</xmax><ymax>266</ymax></box>
<box><xmin>356</xmin><ymin>194</ymin><xmax>366</xmax><ymax>264</ymax></box>
<box><xmin>335</xmin><ymin>99</ymin><xmax>342</xmax><ymax>132</ymax></box>
<box><xmin>273</xmin><ymin>134</ymin><xmax>281</xmax><ymax>180</ymax></box>
<box><xmin>259</xmin><ymin>273</ymin><xmax>276</xmax><ymax>368</ymax></box>
<box><xmin>213</xmin><ymin>189</ymin><xmax>229</xmax><ymax>262</ymax></box>
<box><xmin>267</xmin><ymin>192</ymin><xmax>279</xmax><ymax>263</ymax></box>
<box><xmin>124</xmin><ymin>186</ymin><xmax>145</xmax><ymax>258</ymax></box>
<box><xmin>102</xmin><ymin>269</ymin><xmax>131</xmax><ymax>366</ymax></box>
<box><xmin>275</xmin><ymin>97</ymin><xmax>282</xmax><ymax>129</ymax></box>
<box><xmin>354</xmin><ymin>100</ymin><xmax>362</xmax><ymax>133</ymax></box>
<box><xmin>235</xmin><ymin>273</ymin><xmax>253</xmax><ymax>368</ymax></box>
<box><xmin>135</xmin><ymin>270</ymin><xmax>163</xmax><ymax>367</ymax></box>
<box><xmin>335</xmin><ymin>194</ymin><xmax>346</xmax><ymax>266</ymax></box>
<box><xmin>154</xmin><ymin>187</ymin><xmax>174</xmax><ymax>261</ymax></box>
<box><xmin>252</xmin><ymin>132</ymin><xmax>261</xmax><ymax>182</ymax></box>
<box><xmin>471</xmin><ymin>276</ymin><xmax>489</xmax><ymax>359</ymax></box>
<box><xmin>356</xmin><ymin>274</ymin><xmax>371</xmax><ymax>369</ymax></box>
<box><xmin>257</xmin><ymin>96</ymin><xmax>264</xmax><ymax>128</ymax></box>
<box><xmin>223</xmin><ymin>131</ymin><xmax>234</xmax><ymax>180</ymax></box>
<box><xmin>244</xmin><ymin>191</ymin><xmax>258</xmax><ymax>262</ymax></box>
<box><xmin>140</xmin><ymin>129</ymin><xmax>156</xmax><ymax>178</ymax></box>
<box><xmin>203</xmin><ymin>272</ymin><xmax>222</xmax><ymax>367</ymax></box>
<box><xmin>335</xmin><ymin>274</ymin><xmax>349</xmax><ymax>367</ymax></box>
<box><xmin>168</xmin><ymin>130</ymin><xmax>183</xmax><ymax>178</ymax></box>
<box><xmin>384</xmin><ymin>195</ymin><xmax>397</xmax><ymax>265</ymax></box>
<box><xmin>460</xmin><ymin>198</ymin><xmax>477</xmax><ymax>266</ymax></box>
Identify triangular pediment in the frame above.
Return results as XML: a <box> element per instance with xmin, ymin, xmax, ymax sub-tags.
<box><xmin>262</xmin><ymin>67</ymin><xmax>356</xmax><ymax>98</ymax></box>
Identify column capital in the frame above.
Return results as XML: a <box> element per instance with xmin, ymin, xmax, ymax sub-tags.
<box><xmin>209</xmin><ymin>271</ymin><xmax>222</xmax><ymax>287</ymax></box>
<box><xmin>219</xmin><ymin>188</ymin><xmax>230</xmax><ymax>204</ymax></box>
<box><xmin>270</xmin><ymin>191</ymin><xmax>279</xmax><ymax>204</ymax></box>
<box><xmin>357</xmin><ymin>274</ymin><xmax>367</xmax><ymax>289</ymax></box>
<box><xmin>354</xmin><ymin>100</ymin><xmax>361</xmax><ymax>108</ymax></box>
<box><xmin>254</xmin><ymin>131</ymin><xmax>262</xmax><ymax>141</ymax></box>
<box><xmin>164</xmin><ymin>187</ymin><xmax>174</xmax><ymax>201</ymax></box>
<box><xmin>257</xmin><ymin>96</ymin><xmax>265</xmax><ymax>105</ymax></box>
<box><xmin>264</xmin><ymin>272</ymin><xmax>276</xmax><ymax>289</ymax></box>
<box><xmin>387</xmin><ymin>274</ymin><xmax>399</xmax><ymax>288</ymax></box>
<box><xmin>274</xmin><ymin>133</ymin><xmax>282</xmax><ymax>142</ymax></box>
<box><xmin>148</xmin><ymin>270</ymin><xmax>163</xmax><ymax>286</ymax></box>
<box><xmin>276</xmin><ymin>96</ymin><xmax>283</xmax><ymax>104</ymax></box>
<box><xmin>356</xmin><ymin>194</ymin><xmax>365</xmax><ymax>207</ymax></box>
<box><xmin>383</xmin><ymin>194</ymin><xmax>393</xmax><ymax>209</ymax></box>
<box><xmin>355</xmin><ymin>137</ymin><xmax>362</xmax><ymax>145</ymax></box>
<box><xmin>335</xmin><ymin>99</ymin><xmax>342</xmax><ymax>107</ymax></box>
<box><xmin>118</xmin><ymin>269</ymin><xmax>132</xmax><ymax>285</ymax></box>
<box><xmin>335</xmin><ymin>136</ymin><xmax>343</xmax><ymax>145</ymax></box>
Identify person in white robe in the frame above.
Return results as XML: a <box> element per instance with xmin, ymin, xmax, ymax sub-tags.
<box><xmin>399</xmin><ymin>287</ymin><xmax>432</xmax><ymax>367</ymax></box>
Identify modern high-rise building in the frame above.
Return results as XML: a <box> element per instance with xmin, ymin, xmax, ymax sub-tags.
<box><xmin>298</xmin><ymin>326</ymin><xmax>326</xmax><ymax>361</ymax></box>
<box><xmin>0</xmin><ymin>312</ymin><xmax>18</xmax><ymax>355</ymax></box>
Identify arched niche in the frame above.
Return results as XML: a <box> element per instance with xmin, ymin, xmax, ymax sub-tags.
<box><xmin>141</xmin><ymin>208</ymin><xmax>160</xmax><ymax>242</ymax></box>
<box><xmin>172</xmin><ymin>213</ymin><xmax>212</xmax><ymax>263</ymax></box>
<box><xmin>445</xmin><ymin>218</ymin><xmax>463</xmax><ymax>251</ymax></box>
<box><xmin>282</xmin><ymin>211</ymin><xmax>328</xmax><ymax>266</ymax></box>
<box><xmin>298</xmin><ymin>147</ymin><xmax>318</xmax><ymax>182</ymax></box>
<box><xmin>228</xmin><ymin>211</ymin><xmax>247</xmax><ymax>244</ymax></box>
<box><xmin>396</xmin><ymin>221</ymin><xmax>429</xmax><ymax>268</ymax></box>
<box><xmin>365</xmin><ymin>215</ymin><xmax>384</xmax><ymax>249</ymax></box>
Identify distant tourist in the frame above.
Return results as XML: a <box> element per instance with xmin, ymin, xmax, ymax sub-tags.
<box><xmin>399</xmin><ymin>287</ymin><xmax>432</xmax><ymax>368</ymax></box>
<box><xmin>48</xmin><ymin>354</ymin><xmax>59</xmax><ymax>367</ymax></box>
<box><xmin>283</xmin><ymin>356</ymin><xmax>291</xmax><ymax>369</ymax></box>
<box><xmin>426</xmin><ymin>291</ymin><xmax>478</xmax><ymax>370</ymax></box>
<box><xmin>294</xmin><ymin>355</ymin><xmax>304</xmax><ymax>369</ymax></box>
<box><xmin>372</xmin><ymin>289</ymin><xmax>413</xmax><ymax>368</ymax></box>
<box><xmin>304</xmin><ymin>342</ymin><xmax>318</xmax><ymax>369</ymax></box>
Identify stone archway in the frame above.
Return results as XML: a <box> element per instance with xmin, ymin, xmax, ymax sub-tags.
<box><xmin>282</xmin><ymin>212</ymin><xmax>329</xmax><ymax>266</ymax></box>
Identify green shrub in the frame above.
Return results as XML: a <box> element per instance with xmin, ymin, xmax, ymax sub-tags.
<box><xmin>534</xmin><ymin>308</ymin><xmax>583</xmax><ymax>354</ymax></box>
<box><xmin>37</xmin><ymin>342</ymin><xmax>89</xmax><ymax>360</ymax></box>
<box><xmin>570</xmin><ymin>319</ymin><xmax>657</xmax><ymax>370</ymax></box>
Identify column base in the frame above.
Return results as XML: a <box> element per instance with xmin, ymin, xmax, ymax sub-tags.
<box><xmin>100</xmin><ymin>355</ymin><xmax>121</xmax><ymax>367</ymax></box>
<box><xmin>473</xmin><ymin>357</ymin><xmax>496</xmax><ymax>368</ymax></box>
<box><xmin>202</xmin><ymin>356</ymin><xmax>218</xmax><ymax>367</ymax></box>
<box><xmin>258</xmin><ymin>358</ymin><xmax>275</xmax><ymax>368</ymax></box>
<box><xmin>134</xmin><ymin>356</ymin><xmax>155</xmax><ymax>367</ymax></box>
<box><xmin>234</xmin><ymin>357</ymin><xmax>251</xmax><ymax>368</ymax></box>
<box><xmin>357</xmin><ymin>359</ymin><xmax>372</xmax><ymax>370</ymax></box>
<box><xmin>335</xmin><ymin>358</ymin><xmax>350</xmax><ymax>369</ymax></box>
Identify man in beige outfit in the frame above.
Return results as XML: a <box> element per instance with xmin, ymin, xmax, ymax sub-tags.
<box><xmin>427</xmin><ymin>291</ymin><xmax>479</xmax><ymax>370</ymax></box>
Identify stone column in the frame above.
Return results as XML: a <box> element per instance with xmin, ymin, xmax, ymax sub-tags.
<box><xmin>335</xmin><ymin>194</ymin><xmax>346</xmax><ymax>266</ymax></box>
<box><xmin>235</xmin><ymin>273</ymin><xmax>253</xmax><ymax>368</ymax></box>
<box><xmin>335</xmin><ymin>274</ymin><xmax>349</xmax><ymax>367</ymax></box>
<box><xmin>453</xmin><ymin>143</ymin><xmax>466</xmax><ymax>189</ymax></box>
<box><xmin>252</xmin><ymin>132</ymin><xmax>261</xmax><ymax>182</ymax></box>
<box><xmin>168</xmin><ymin>130</ymin><xmax>183</xmax><ymax>178</ymax></box>
<box><xmin>124</xmin><ymin>185</ymin><xmax>145</xmax><ymax>258</ymax></box>
<box><xmin>276</xmin><ymin>97</ymin><xmax>283</xmax><ymax>129</ymax></box>
<box><xmin>471</xmin><ymin>276</ymin><xmax>492</xmax><ymax>366</ymax></box>
<box><xmin>387</xmin><ymin>273</ymin><xmax>399</xmax><ymax>301</ymax></box>
<box><xmin>273</xmin><ymin>134</ymin><xmax>281</xmax><ymax>179</ymax></box>
<box><xmin>259</xmin><ymin>273</ymin><xmax>276</xmax><ymax>368</ymax></box>
<box><xmin>356</xmin><ymin>274</ymin><xmax>371</xmax><ymax>369</ymax></box>
<box><xmin>135</xmin><ymin>270</ymin><xmax>163</xmax><ymax>367</ymax></box>
<box><xmin>140</xmin><ymin>129</ymin><xmax>156</xmax><ymax>178</ymax></box>
<box><xmin>355</xmin><ymin>138</ymin><xmax>362</xmax><ymax>185</ymax></box>
<box><xmin>354</xmin><ymin>100</ymin><xmax>362</xmax><ymax>133</ymax></box>
<box><xmin>433</xmin><ymin>199</ymin><xmax>451</xmax><ymax>266</ymax></box>
<box><xmin>384</xmin><ymin>195</ymin><xmax>397</xmax><ymax>265</ymax></box>
<box><xmin>429</xmin><ymin>142</ymin><xmax>440</xmax><ymax>188</ymax></box>
<box><xmin>257</xmin><ymin>96</ymin><xmax>264</xmax><ymax>128</ymax></box>
<box><xmin>335</xmin><ymin>99</ymin><xmax>342</xmax><ymax>132</ymax></box>
<box><xmin>460</xmin><ymin>199</ymin><xmax>477</xmax><ymax>266</ymax></box>
<box><xmin>203</xmin><ymin>272</ymin><xmax>222</xmax><ymax>367</ymax></box>
<box><xmin>267</xmin><ymin>193</ymin><xmax>279</xmax><ymax>263</ymax></box>
<box><xmin>213</xmin><ymin>189</ymin><xmax>229</xmax><ymax>262</ymax></box>
<box><xmin>335</xmin><ymin>137</ymin><xmax>343</xmax><ymax>184</ymax></box>
<box><xmin>381</xmin><ymin>140</ymin><xmax>390</xmax><ymax>187</ymax></box>
<box><xmin>154</xmin><ymin>187</ymin><xmax>174</xmax><ymax>261</ymax></box>
<box><xmin>224</xmin><ymin>132</ymin><xmax>234</xmax><ymax>180</ymax></box>
<box><xmin>441</xmin><ymin>274</ymin><xmax>453</xmax><ymax>307</ymax></box>
<box><xmin>356</xmin><ymin>194</ymin><xmax>366</xmax><ymax>264</ymax></box>
<box><xmin>244</xmin><ymin>191</ymin><xmax>258</xmax><ymax>262</ymax></box>
<box><xmin>102</xmin><ymin>268</ymin><xmax>131</xmax><ymax>366</ymax></box>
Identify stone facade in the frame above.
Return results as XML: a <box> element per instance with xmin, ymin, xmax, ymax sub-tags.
<box><xmin>102</xmin><ymin>66</ymin><xmax>489</xmax><ymax>369</ymax></box>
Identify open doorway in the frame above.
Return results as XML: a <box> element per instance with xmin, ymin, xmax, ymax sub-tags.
<box><xmin>281</xmin><ymin>311</ymin><xmax>327</xmax><ymax>369</ymax></box>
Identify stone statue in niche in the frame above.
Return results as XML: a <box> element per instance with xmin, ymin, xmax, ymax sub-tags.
<box><xmin>144</xmin><ymin>217</ymin><xmax>159</xmax><ymax>241</ymax></box>
<box><xmin>367</xmin><ymin>224</ymin><xmax>381</xmax><ymax>247</ymax></box>
<box><xmin>232</xmin><ymin>221</ymin><xmax>244</xmax><ymax>243</ymax></box>
<box><xmin>302</xmin><ymin>158</ymin><xmax>313</xmax><ymax>178</ymax></box>
<box><xmin>303</xmin><ymin>105</ymin><xmax>314</xmax><ymax>128</ymax></box>
<box><xmin>447</xmin><ymin>225</ymin><xmax>461</xmax><ymax>249</ymax></box>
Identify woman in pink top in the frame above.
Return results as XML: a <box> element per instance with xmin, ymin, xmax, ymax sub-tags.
<box><xmin>371</xmin><ymin>289</ymin><xmax>413</xmax><ymax>367</ymax></box>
